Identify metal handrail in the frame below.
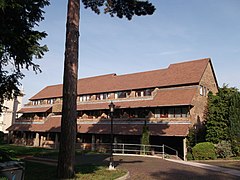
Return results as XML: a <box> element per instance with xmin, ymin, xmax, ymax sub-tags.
<box><xmin>77</xmin><ymin>142</ymin><xmax>179</xmax><ymax>159</ymax></box>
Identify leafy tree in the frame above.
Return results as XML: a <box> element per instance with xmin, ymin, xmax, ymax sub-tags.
<box><xmin>0</xmin><ymin>0</ymin><xmax>50</xmax><ymax>112</ymax></box>
<box><xmin>205</xmin><ymin>85</ymin><xmax>238</xmax><ymax>144</ymax></box>
<box><xmin>215</xmin><ymin>140</ymin><xmax>233</xmax><ymax>158</ymax></box>
<box><xmin>229</xmin><ymin>91</ymin><xmax>240</xmax><ymax>155</ymax></box>
<box><xmin>58</xmin><ymin>0</ymin><xmax>155</xmax><ymax>178</ymax></box>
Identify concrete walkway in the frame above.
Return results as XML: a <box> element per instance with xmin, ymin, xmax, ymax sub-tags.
<box><xmin>166</xmin><ymin>159</ymin><xmax>240</xmax><ymax>177</ymax></box>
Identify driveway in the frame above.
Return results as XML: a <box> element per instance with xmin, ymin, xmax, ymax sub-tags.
<box><xmin>76</xmin><ymin>154</ymin><xmax>239</xmax><ymax>180</ymax></box>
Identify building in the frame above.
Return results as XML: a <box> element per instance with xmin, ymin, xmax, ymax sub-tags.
<box><xmin>0</xmin><ymin>95</ymin><xmax>22</xmax><ymax>134</ymax></box>
<box><xmin>7</xmin><ymin>58</ymin><xmax>218</xmax><ymax>159</ymax></box>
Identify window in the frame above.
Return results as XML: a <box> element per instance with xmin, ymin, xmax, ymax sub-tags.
<box><xmin>168</xmin><ymin>108</ymin><xmax>174</xmax><ymax>118</ymax></box>
<box><xmin>175</xmin><ymin>107</ymin><xmax>181</xmax><ymax>118</ymax></box>
<box><xmin>47</xmin><ymin>99</ymin><xmax>55</xmax><ymax>104</ymax></box>
<box><xmin>115</xmin><ymin>91</ymin><xmax>127</xmax><ymax>99</ymax></box>
<box><xmin>160</xmin><ymin>108</ymin><xmax>168</xmax><ymax>118</ymax></box>
<box><xmin>144</xmin><ymin>89</ymin><xmax>153</xmax><ymax>96</ymax></box>
<box><xmin>155</xmin><ymin>109</ymin><xmax>160</xmax><ymax>118</ymax></box>
<box><xmin>135</xmin><ymin>90</ymin><xmax>142</xmax><ymax>97</ymax></box>
<box><xmin>102</xmin><ymin>93</ymin><xmax>109</xmax><ymax>99</ymax></box>
<box><xmin>200</xmin><ymin>85</ymin><xmax>204</xmax><ymax>96</ymax></box>
<box><xmin>86</xmin><ymin>95</ymin><xmax>90</xmax><ymax>101</ymax></box>
<box><xmin>81</xmin><ymin>95</ymin><xmax>90</xmax><ymax>101</ymax></box>
<box><xmin>79</xmin><ymin>96</ymin><xmax>83</xmax><ymax>102</ymax></box>
<box><xmin>33</xmin><ymin>100</ymin><xmax>43</xmax><ymax>105</ymax></box>
<box><xmin>96</xmin><ymin>94</ymin><xmax>101</xmax><ymax>100</ymax></box>
<box><xmin>181</xmin><ymin>107</ymin><xmax>188</xmax><ymax>117</ymax></box>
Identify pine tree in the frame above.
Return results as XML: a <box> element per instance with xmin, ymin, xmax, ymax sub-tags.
<box><xmin>57</xmin><ymin>0</ymin><xmax>155</xmax><ymax>178</ymax></box>
<box><xmin>0</xmin><ymin>0</ymin><xmax>50</xmax><ymax>112</ymax></box>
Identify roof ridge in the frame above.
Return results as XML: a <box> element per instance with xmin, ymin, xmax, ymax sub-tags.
<box><xmin>168</xmin><ymin>58</ymin><xmax>210</xmax><ymax>67</ymax></box>
<box><xmin>78</xmin><ymin>73</ymin><xmax>116</xmax><ymax>81</ymax></box>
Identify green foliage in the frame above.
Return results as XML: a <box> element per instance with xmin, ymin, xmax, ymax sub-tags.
<box><xmin>215</xmin><ymin>141</ymin><xmax>233</xmax><ymax>158</ymax></box>
<box><xmin>0</xmin><ymin>144</ymin><xmax>55</xmax><ymax>158</ymax></box>
<box><xmin>141</xmin><ymin>125</ymin><xmax>150</xmax><ymax>154</ymax></box>
<box><xmin>205</xmin><ymin>85</ymin><xmax>240</xmax><ymax>157</ymax></box>
<box><xmin>187</xmin><ymin>125</ymin><xmax>206</xmax><ymax>149</ymax></box>
<box><xmin>192</xmin><ymin>142</ymin><xmax>216</xmax><ymax>160</ymax></box>
<box><xmin>24</xmin><ymin>161</ymin><xmax>126</xmax><ymax>180</ymax></box>
<box><xmin>186</xmin><ymin>151</ymin><xmax>194</xmax><ymax>160</ymax></box>
<box><xmin>205</xmin><ymin>85</ymin><xmax>238</xmax><ymax>144</ymax></box>
<box><xmin>228</xmin><ymin>91</ymin><xmax>240</xmax><ymax>155</ymax></box>
<box><xmin>82</xmin><ymin>0</ymin><xmax>155</xmax><ymax>20</ymax></box>
<box><xmin>0</xmin><ymin>0</ymin><xmax>49</xmax><ymax>111</ymax></box>
<box><xmin>0</xmin><ymin>131</ymin><xmax>4</xmax><ymax>144</ymax></box>
<box><xmin>187</xmin><ymin>127</ymin><xmax>196</xmax><ymax>148</ymax></box>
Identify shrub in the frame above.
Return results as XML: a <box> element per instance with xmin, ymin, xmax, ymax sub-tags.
<box><xmin>141</xmin><ymin>125</ymin><xmax>150</xmax><ymax>154</ymax></box>
<box><xmin>215</xmin><ymin>141</ymin><xmax>233</xmax><ymax>158</ymax></box>
<box><xmin>192</xmin><ymin>142</ymin><xmax>216</xmax><ymax>160</ymax></box>
<box><xmin>186</xmin><ymin>152</ymin><xmax>194</xmax><ymax>160</ymax></box>
<box><xmin>0</xmin><ymin>131</ymin><xmax>4</xmax><ymax>144</ymax></box>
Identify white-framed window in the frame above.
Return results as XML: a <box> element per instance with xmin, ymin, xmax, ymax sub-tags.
<box><xmin>200</xmin><ymin>85</ymin><xmax>204</xmax><ymax>96</ymax></box>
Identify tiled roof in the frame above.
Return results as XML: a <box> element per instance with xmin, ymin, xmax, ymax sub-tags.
<box><xmin>7</xmin><ymin>116</ymin><xmax>61</xmax><ymax>132</ymax></box>
<box><xmin>18</xmin><ymin>106</ymin><xmax>52</xmax><ymax>113</ymax></box>
<box><xmin>30</xmin><ymin>58</ymin><xmax>210</xmax><ymax>100</ymax></box>
<box><xmin>77</xmin><ymin>87</ymin><xmax>197</xmax><ymax>110</ymax></box>
<box><xmin>7</xmin><ymin>116</ymin><xmax>190</xmax><ymax>136</ymax></box>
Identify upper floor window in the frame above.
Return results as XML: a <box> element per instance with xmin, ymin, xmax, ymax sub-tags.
<box><xmin>200</xmin><ymin>85</ymin><xmax>208</xmax><ymax>96</ymax></box>
<box><xmin>115</xmin><ymin>91</ymin><xmax>129</xmax><ymax>99</ymax></box>
<box><xmin>47</xmin><ymin>98</ymin><xmax>55</xmax><ymax>104</ymax></box>
<box><xmin>136</xmin><ymin>88</ymin><xmax>153</xmax><ymax>97</ymax></box>
<box><xmin>155</xmin><ymin>107</ymin><xmax>189</xmax><ymax>118</ymax></box>
<box><xmin>32</xmin><ymin>100</ymin><xmax>43</xmax><ymax>105</ymax></box>
<box><xmin>200</xmin><ymin>86</ymin><xmax>204</xmax><ymax>96</ymax></box>
<box><xmin>144</xmin><ymin>89</ymin><xmax>153</xmax><ymax>96</ymax></box>
<box><xmin>79</xmin><ymin>95</ymin><xmax>90</xmax><ymax>102</ymax></box>
<box><xmin>96</xmin><ymin>93</ymin><xmax>109</xmax><ymax>100</ymax></box>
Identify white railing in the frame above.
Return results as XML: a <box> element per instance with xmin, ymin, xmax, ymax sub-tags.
<box><xmin>77</xmin><ymin>143</ymin><xmax>179</xmax><ymax>159</ymax></box>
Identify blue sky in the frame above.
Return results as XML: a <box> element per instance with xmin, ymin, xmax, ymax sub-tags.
<box><xmin>21</xmin><ymin>0</ymin><xmax>240</xmax><ymax>103</ymax></box>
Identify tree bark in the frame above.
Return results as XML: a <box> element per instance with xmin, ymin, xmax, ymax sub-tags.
<box><xmin>57</xmin><ymin>0</ymin><xmax>80</xmax><ymax>178</ymax></box>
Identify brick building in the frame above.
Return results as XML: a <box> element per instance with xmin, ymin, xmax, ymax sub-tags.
<box><xmin>7</xmin><ymin>58</ymin><xmax>218</xmax><ymax>159</ymax></box>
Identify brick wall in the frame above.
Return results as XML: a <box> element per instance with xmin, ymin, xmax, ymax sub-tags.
<box><xmin>190</xmin><ymin>62</ymin><xmax>218</xmax><ymax>124</ymax></box>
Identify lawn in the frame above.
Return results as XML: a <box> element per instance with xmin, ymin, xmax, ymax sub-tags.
<box><xmin>0</xmin><ymin>144</ymin><xmax>57</xmax><ymax>158</ymax></box>
<box><xmin>23</xmin><ymin>161</ymin><xmax>126</xmax><ymax>180</ymax></box>
<box><xmin>0</xmin><ymin>144</ymin><xmax>127</xmax><ymax>179</ymax></box>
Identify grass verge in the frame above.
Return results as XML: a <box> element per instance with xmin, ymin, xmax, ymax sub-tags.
<box><xmin>24</xmin><ymin>161</ymin><xmax>126</xmax><ymax>180</ymax></box>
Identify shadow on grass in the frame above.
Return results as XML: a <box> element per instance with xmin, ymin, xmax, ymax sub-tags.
<box><xmin>75</xmin><ymin>164</ymin><xmax>101</xmax><ymax>174</ymax></box>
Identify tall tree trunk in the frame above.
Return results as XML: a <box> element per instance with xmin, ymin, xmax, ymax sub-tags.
<box><xmin>57</xmin><ymin>0</ymin><xmax>80</xmax><ymax>178</ymax></box>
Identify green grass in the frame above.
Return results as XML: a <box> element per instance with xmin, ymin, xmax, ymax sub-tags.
<box><xmin>0</xmin><ymin>144</ymin><xmax>106</xmax><ymax>160</ymax></box>
<box><xmin>0</xmin><ymin>144</ymin><xmax>56</xmax><ymax>158</ymax></box>
<box><xmin>0</xmin><ymin>145</ymin><xmax>126</xmax><ymax>179</ymax></box>
<box><xmin>24</xmin><ymin>161</ymin><xmax>126</xmax><ymax>180</ymax></box>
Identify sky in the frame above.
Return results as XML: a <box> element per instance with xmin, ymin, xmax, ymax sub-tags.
<box><xmin>21</xmin><ymin>0</ymin><xmax>240</xmax><ymax>103</ymax></box>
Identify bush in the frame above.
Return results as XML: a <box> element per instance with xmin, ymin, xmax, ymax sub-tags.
<box><xmin>215</xmin><ymin>141</ymin><xmax>233</xmax><ymax>158</ymax></box>
<box><xmin>0</xmin><ymin>131</ymin><xmax>4</xmax><ymax>144</ymax></box>
<box><xmin>192</xmin><ymin>142</ymin><xmax>216</xmax><ymax>160</ymax></box>
<box><xmin>232</xmin><ymin>145</ymin><xmax>240</xmax><ymax>156</ymax></box>
<box><xmin>186</xmin><ymin>152</ymin><xmax>194</xmax><ymax>160</ymax></box>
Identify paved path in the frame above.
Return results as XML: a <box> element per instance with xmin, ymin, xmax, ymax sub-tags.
<box><xmin>167</xmin><ymin>159</ymin><xmax>240</xmax><ymax>178</ymax></box>
<box><xmin>25</xmin><ymin>155</ymin><xmax>240</xmax><ymax>180</ymax></box>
